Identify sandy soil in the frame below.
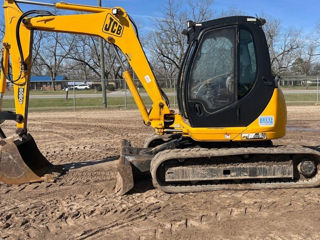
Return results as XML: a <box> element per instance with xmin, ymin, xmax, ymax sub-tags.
<box><xmin>1</xmin><ymin>106</ymin><xmax>320</xmax><ymax>240</ymax></box>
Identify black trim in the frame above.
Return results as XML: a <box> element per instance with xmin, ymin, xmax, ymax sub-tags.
<box><xmin>0</xmin><ymin>111</ymin><xmax>23</xmax><ymax>123</ymax></box>
<box><xmin>177</xmin><ymin>41</ymin><xmax>197</xmax><ymax>119</ymax></box>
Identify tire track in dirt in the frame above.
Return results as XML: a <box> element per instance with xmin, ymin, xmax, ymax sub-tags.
<box><xmin>2</xmin><ymin>107</ymin><xmax>320</xmax><ymax>239</ymax></box>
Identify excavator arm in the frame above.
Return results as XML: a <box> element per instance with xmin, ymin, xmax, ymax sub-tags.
<box><xmin>1</xmin><ymin>0</ymin><xmax>171</xmax><ymax>132</ymax></box>
<box><xmin>0</xmin><ymin>0</ymin><xmax>173</xmax><ymax>186</ymax></box>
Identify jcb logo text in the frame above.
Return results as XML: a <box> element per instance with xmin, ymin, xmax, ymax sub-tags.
<box><xmin>103</xmin><ymin>14</ymin><xmax>123</xmax><ymax>37</ymax></box>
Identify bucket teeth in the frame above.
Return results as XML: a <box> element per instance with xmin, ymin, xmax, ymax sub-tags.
<box><xmin>115</xmin><ymin>139</ymin><xmax>134</xmax><ymax>195</ymax></box>
<box><xmin>0</xmin><ymin>134</ymin><xmax>64</xmax><ymax>184</ymax></box>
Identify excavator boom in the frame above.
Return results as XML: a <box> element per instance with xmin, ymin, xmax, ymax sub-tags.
<box><xmin>0</xmin><ymin>0</ymin><xmax>170</xmax><ymax>186</ymax></box>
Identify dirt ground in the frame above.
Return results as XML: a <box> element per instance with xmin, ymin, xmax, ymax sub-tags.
<box><xmin>1</xmin><ymin>106</ymin><xmax>320</xmax><ymax>240</ymax></box>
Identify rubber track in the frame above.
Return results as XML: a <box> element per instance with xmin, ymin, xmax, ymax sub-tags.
<box><xmin>150</xmin><ymin>146</ymin><xmax>320</xmax><ymax>193</ymax></box>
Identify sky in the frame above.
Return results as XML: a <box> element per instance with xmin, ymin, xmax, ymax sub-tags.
<box><xmin>2</xmin><ymin>0</ymin><xmax>320</xmax><ymax>34</ymax></box>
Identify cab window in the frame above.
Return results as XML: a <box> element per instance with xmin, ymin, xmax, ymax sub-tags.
<box><xmin>238</xmin><ymin>29</ymin><xmax>257</xmax><ymax>98</ymax></box>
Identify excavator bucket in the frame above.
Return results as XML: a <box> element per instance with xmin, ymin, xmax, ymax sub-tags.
<box><xmin>0</xmin><ymin>133</ymin><xmax>63</xmax><ymax>184</ymax></box>
<box><xmin>115</xmin><ymin>139</ymin><xmax>155</xmax><ymax>195</ymax></box>
<box><xmin>115</xmin><ymin>140</ymin><xmax>134</xmax><ymax>195</ymax></box>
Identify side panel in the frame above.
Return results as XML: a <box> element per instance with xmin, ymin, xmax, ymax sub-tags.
<box><xmin>180</xmin><ymin>88</ymin><xmax>287</xmax><ymax>142</ymax></box>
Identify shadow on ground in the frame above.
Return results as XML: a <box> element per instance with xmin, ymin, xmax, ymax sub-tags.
<box><xmin>62</xmin><ymin>155</ymin><xmax>119</xmax><ymax>171</ymax></box>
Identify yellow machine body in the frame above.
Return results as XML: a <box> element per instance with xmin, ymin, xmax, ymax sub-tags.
<box><xmin>177</xmin><ymin>88</ymin><xmax>287</xmax><ymax>142</ymax></box>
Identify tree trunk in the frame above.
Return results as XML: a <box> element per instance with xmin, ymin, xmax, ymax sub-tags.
<box><xmin>51</xmin><ymin>72</ymin><xmax>56</xmax><ymax>91</ymax></box>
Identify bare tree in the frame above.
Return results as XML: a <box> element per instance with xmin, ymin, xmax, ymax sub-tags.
<box><xmin>31</xmin><ymin>31</ymin><xmax>46</xmax><ymax>75</ymax></box>
<box><xmin>32</xmin><ymin>31</ymin><xmax>75</xmax><ymax>90</ymax></box>
<box><xmin>262</xmin><ymin>15</ymin><xmax>302</xmax><ymax>76</ymax></box>
<box><xmin>147</xmin><ymin>0</ymin><xmax>214</xmax><ymax>79</ymax></box>
<box><xmin>304</xmin><ymin>24</ymin><xmax>320</xmax><ymax>75</ymax></box>
<box><xmin>61</xmin><ymin>34</ymin><xmax>101</xmax><ymax>79</ymax></box>
<box><xmin>61</xmin><ymin>34</ymin><xmax>122</xmax><ymax>84</ymax></box>
<box><xmin>292</xmin><ymin>41</ymin><xmax>318</xmax><ymax>76</ymax></box>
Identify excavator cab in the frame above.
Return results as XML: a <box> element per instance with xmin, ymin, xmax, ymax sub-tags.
<box><xmin>178</xmin><ymin>16</ymin><xmax>276</xmax><ymax>128</ymax></box>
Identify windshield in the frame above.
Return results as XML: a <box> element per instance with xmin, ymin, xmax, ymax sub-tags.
<box><xmin>189</xmin><ymin>27</ymin><xmax>236</xmax><ymax>112</ymax></box>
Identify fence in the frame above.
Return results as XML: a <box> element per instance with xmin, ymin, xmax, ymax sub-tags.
<box><xmin>279</xmin><ymin>75</ymin><xmax>320</xmax><ymax>105</ymax></box>
<box><xmin>3</xmin><ymin>78</ymin><xmax>178</xmax><ymax>111</ymax></box>
<box><xmin>279</xmin><ymin>75</ymin><xmax>320</xmax><ymax>87</ymax></box>
<box><xmin>3</xmin><ymin>76</ymin><xmax>320</xmax><ymax>111</ymax></box>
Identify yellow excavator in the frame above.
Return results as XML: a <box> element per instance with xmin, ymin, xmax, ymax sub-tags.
<box><xmin>1</xmin><ymin>0</ymin><xmax>320</xmax><ymax>195</ymax></box>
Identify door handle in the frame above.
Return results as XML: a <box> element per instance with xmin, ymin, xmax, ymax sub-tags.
<box><xmin>262</xmin><ymin>76</ymin><xmax>274</xmax><ymax>86</ymax></box>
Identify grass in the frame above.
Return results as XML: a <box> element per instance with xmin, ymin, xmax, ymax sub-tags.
<box><xmin>280</xmin><ymin>86</ymin><xmax>320</xmax><ymax>90</ymax></box>
<box><xmin>2</xmin><ymin>92</ymin><xmax>319</xmax><ymax>112</ymax></box>
<box><xmin>2</xmin><ymin>95</ymin><xmax>177</xmax><ymax>111</ymax></box>
<box><xmin>5</xmin><ymin>89</ymin><xmax>102</xmax><ymax>95</ymax></box>
<box><xmin>284</xmin><ymin>93</ymin><xmax>319</xmax><ymax>102</ymax></box>
<box><xmin>4</xmin><ymin>87</ymin><xmax>176</xmax><ymax>96</ymax></box>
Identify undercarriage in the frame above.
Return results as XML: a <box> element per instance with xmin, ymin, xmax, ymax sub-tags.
<box><xmin>116</xmin><ymin>135</ymin><xmax>320</xmax><ymax>195</ymax></box>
